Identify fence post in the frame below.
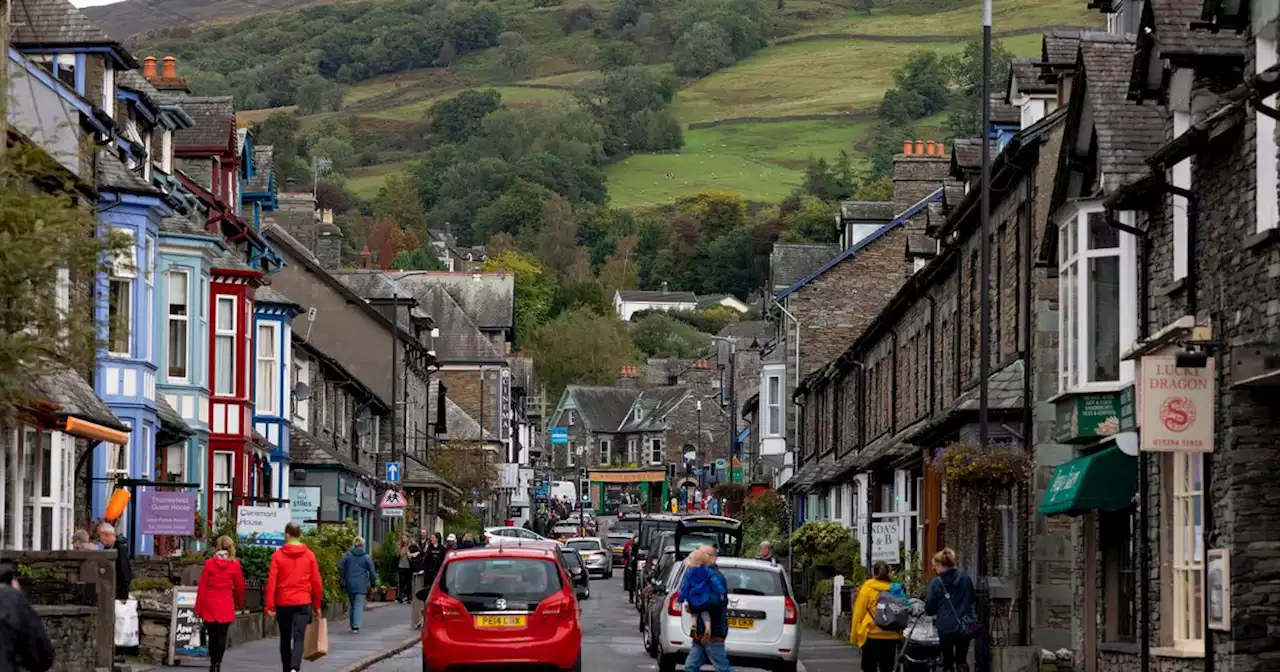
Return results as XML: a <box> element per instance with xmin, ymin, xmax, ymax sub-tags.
<box><xmin>85</xmin><ymin>551</ymin><xmax>117</xmax><ymax>669</ymax></box>
<box><xmin>831</xmin><ymin>574</ymin><xmax>844</xmax><ymax>636</ymax></box>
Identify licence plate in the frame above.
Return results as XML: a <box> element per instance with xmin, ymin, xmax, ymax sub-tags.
<box><xmin>727</xmin><ymin>617</ymin><xmax>755</xmax><ymax>629</ymax></box>
<box><xmin>474</xmin><ymin>615</ymin><xmax>527</xmax><ymax>628</ymax></box>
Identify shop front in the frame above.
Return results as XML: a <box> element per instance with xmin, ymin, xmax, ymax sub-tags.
<box><xmin>587</xmin><ymin>468</ymin><xmax>668</xmax><ymax>515</ymax></box>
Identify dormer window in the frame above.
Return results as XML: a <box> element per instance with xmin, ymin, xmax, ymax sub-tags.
<box><xmin>633</xmin><ymin>407</ymin><xmax>645</xmax><ymax>423</ymax></box>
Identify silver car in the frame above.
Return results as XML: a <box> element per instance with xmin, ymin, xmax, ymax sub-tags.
<box><xmin>645</xmin><ymin>557</ymin><xmax>800</xmax><ymax>672</ymax></box>
<box><xmin>565</xmin><ymin>537</ymin><xmax>614</xmax><ymax>578</ymax></box>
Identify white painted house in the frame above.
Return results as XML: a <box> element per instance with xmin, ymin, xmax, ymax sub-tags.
<box><xmin>613</xmin><ymin>285</ymin><xmax>698</xmax><ymax>321</ymax></box>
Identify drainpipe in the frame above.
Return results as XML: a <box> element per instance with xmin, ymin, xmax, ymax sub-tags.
<box><xmin>1019</xmin><ymin>173</ymin><xmax>1035</xmax><ymax>646</ymax></box>
<box><xmin>924</xmin><ymin>295</ymin><xmax>938</xmax><ymax>416</ymax></box>
<box><xmin>889</xmin><ymin>329</ymin><xmax>899</xmax><ymax>435</ymax></box>
<box><xmin>775</xmin><ymin>300</ymin><xmax>802</xmax><ymax>471</ymax></box>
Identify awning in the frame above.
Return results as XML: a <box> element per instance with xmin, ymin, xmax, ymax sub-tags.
<box><xmin>1039</xmin><ymin>445</ymin><xmax>1136</xmax><ymax>517</ymax></box>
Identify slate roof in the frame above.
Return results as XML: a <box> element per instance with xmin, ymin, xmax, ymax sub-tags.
<box><xmin>617</xmin><ymin>290</ymin><xmax>698</xmax><ymax>304</ymax></box>
<box><xmin>953</xmin><ymin>359</ymin><xmax>1025</xmax><ymax>412</ymax></box>
<box><xmin>9</xmin><ymin>0</ymin><xmax>119</xmax><ymax>47</ymax></box>
<box><xmin>290</xmin><ymin>427</ymin><xmax>371</xmax><ymax>476</ymax></box>
<box><xmin>159</xmin><ymin>95</ymin><xmax>234</xmax><ymax>150</ymax></box>
<box><xmin>246</xmin><ymin>146</ymin><xmax>274</xmax><ymax>194</ymax></box>
<box><xmin>256</xmin><ymin>284</ymin><xmax>301</xmax><ymax>309</ymax></box>
<box><xmin>442</xmin><ymin>397</ymin><xmax>498</xmax><ymax>442</ymax></box>
<box><xmin>769</xmin><ymin>243</ymin><xmax>839</xmax><ymax>290</ymax></box>
<box><xmin>404</xmin><ymin>459</ymin><xmax>461</xmax><ymax>494</ymax></box>
<box><xmin>159</xmin><ymin>215</ymin><xmax>210</xmax><ymax>237</ymax></box>
<box><xmin>560</xmin><ymin>386</ymin><xmax>640</xmax><ymax>432</ymax></box>
<box><xmin>155</xmin><ymin>396</ymin><xmax>193</xmax><ymax>441</ymax></box>
<box><xmin>417</xmin><ymin>285</ymin><xmax>505</xmax><ymax>363</ymax></box>
<box><xmin>619</xmin><ymin>387</ymin><xmax>690</xmax><ymax>433</ymax></box>
<box><xmin>96</xmin><ymin>150</ymin><xmax>156</xmax><ymax>194</ymax></box>
<box><xmin>716</xmin><ymin>320</ymin><xmax>773</xmax><ymax>343</ymax></box>
<box><xmin>1147</xmin><ymin>0</ymin><xmax>1245</xmax><ymax>58</ymax></box>
<box><xmin>695</xmin><ymin>294</ymin><xmax>743</xmax><ymax>311</ymax></box>
<box><xmin>211</xmin><ymin>247</ymin><xmax>255</xmax><ymax>274</ymax></box>
<box><xmin>838</xmin><ymin>201</ymin><xmax>895</xmax><ymax>221</ymax></box>
<box><xmin>942</xmin><ymin>182</ymin><xmax>966</xmax><ymax>212</ymax></box>
<box><xmin>906</xmin><ymin>235</ymin><xmax>938</xmax><ymax>258</ymax></box>
<box><xmin>1043</xmin><ymin>29</ymin><xmax>1086</xmax><ymax>66</ymax></box>
<box><xmin>1009</xmin><ymin>58</ymin><xmax>1055</xmax><ymax>96</ymax></box>
<box><xmin>390</xmin><ymin>272</ymin><xmax>513</xmax><ymax>331</ymax></box>
<box><xmin>992</xmin><ymin>97</ymin><xmax>1021</xmax><ymax>125</ymax></box>
<box><xmin>23</xmin><ymin>365</ymin><xmax>125</xmax><ymax>430</ymax></box>
<box><xmin>117</xmin><ymin>70</ymin><xmax>162</xmax><ymax>106</ymax></box>
<box><xmin>1077</xmin><ymin>32</ymin><xmax>1166</xmax><ymax>191</ymax></box>
<box><xmin>951</xmin><ymin>138</ymin><xmax>994</xmax><ymax>174</ymax></box>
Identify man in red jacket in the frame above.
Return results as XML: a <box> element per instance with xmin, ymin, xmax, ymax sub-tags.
<box><xmin>265</xmin><ymin>522</ymin><xmax>323</xmax><ymax>672</ymax></box>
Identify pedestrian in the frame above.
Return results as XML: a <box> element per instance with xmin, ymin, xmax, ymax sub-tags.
<box><xmin>71</xmin><ymin>529</ymin><xmax>98</xmax><ymax>550</ymax></box>
<box><xmin>265</xmin><ymin>522</ymin><xmax>323</xmax><ymax>672</ymax></box>
<box><xmin>444</xmin><ymin>533</ymin><xmax>457</xmax><ymax>551</ymax></box>
<box><xmin>396</xmin><ymin>534</ymin><xmax>413</xmax><ymax>604</ymax></box>
<box><xmin>408</xmin><ymin>534</ymin><xmax>426</xmax><ymax>629</ymax></box>
<box><xmin>195</xmin><ymin>536</ymin><xmax>245</xmax><ymax>672</ymax></box>
<box><xmin>459</xmin><ymin>532</ymin><xmax>477</xmax><ymax>549</ymax></box>
<box><xmin>98</xmin><ymin>522</ymin><xmax>133</xmax><ymax>604</ymax></box>
<box><xmin>423</xmin><ymin>533</ymin><xmax>446</xmax><ymax>584</ymax></box>
<box><xmin>677</xmin><ymin>546</ymin><xmax>731</xmax><ymax>672</ymax></box>
<box><xmin>925</xmin><ymin>548</ymin><xmax>977</xmax><ymax>672</ymax></box>
<box><xmin>852</xmin><ymin>561</ymin><xmax>905</xmax><ymax>672</ymax></box>
<box><xmin>337</xmin><ymin>536</ymin><xmax>378</xmax><ymax>633</ymax></box>
<box><xmin>0</xmin><ymin>560</ymin><xmax>55</xmax><ymax>672</ymax></box>
<box><xmin>756</xmin><ymin>541</ymin><xmax>777</xmax><ymax>566</ymax></box>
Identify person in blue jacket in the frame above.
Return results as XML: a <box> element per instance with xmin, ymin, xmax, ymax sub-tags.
<box><xmin>337</xmin><ymin>537</ymin><xmax>379</xmax><ymax>632</ymax></box>
<box><xmin>924</xmin><ymin>548</ymin><xmax>976</xmax><ymax>672</ymax></box>
<box><xmin>677</xmin><ymin>546</ymin><xmax>732</xmax><ymax>672</ymax></box>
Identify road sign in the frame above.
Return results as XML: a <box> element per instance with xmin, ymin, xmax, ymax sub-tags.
<box><xmin>385</xmin><ymin>462</ymin><xmax>401</xmax><ymax>483</ymax></box>
<box><xmin>382</xmin><ymin>507</ymin><xmax>405</xmax><ymax>518</ymax></box>
<box><xmin>380</xmin><ymin>489</ymin><xmax>407</xmax><ymax>509</ymax></box>
<box><xmin>550</xmin><ymin>427</ymin><xmax>569</xmax><ymax>445</ymax></box>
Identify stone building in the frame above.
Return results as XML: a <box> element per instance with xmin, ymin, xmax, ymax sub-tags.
<box><xmin>1033</xmin><ymin>1</ymin><xmax>1280</xmax><ymax>671</ymax></box>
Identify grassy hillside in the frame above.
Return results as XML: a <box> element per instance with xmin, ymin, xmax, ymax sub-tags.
<box><xmin>167</xmin><ymin>0</ymin><xmax>1099</xmax><ymax>205</ymax></box>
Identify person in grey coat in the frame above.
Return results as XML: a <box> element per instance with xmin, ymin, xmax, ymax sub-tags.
<box><xmin>337</xmin><ymin>537</ymin><xmax>378</xmax><ymax>632</ymax></box>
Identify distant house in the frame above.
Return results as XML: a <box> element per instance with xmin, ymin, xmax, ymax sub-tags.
<box><xmin>614</xmin><ymin>284</ymin><xmax>698</xmax><ymax>321</ymax></box>
<box><xmin>695</xmin><ymin>294</ymin><xmax>750</xmax><ymax>314</ymax></box>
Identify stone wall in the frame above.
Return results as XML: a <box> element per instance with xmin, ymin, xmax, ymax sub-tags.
<box><xmin>3</xmin><ymin>550</ymin><xmax>117</xmax><ymax>671</ymax></box>
<box><xmin>439</xmin><ymin>367</ymin><xmax>501</xmax><ymax>438</ymax></box>
<box><xmin>37</xmin><ymin>605</ymin><xmax>100</xmax><ymax>672</ymax></box>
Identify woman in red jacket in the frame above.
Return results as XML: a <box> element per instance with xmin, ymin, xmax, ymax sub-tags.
<box><xmin>195</xmin><ymin>536</ymin><xmax>245</xmax><ymax>672</ymax></box>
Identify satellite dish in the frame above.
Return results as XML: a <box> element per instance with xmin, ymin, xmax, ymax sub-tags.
<box><xmin>293</xmin><ymin>382</ymin><xmax>311</xmax><ymax>401</ymax></box>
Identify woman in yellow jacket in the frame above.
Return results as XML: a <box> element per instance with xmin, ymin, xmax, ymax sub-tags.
<box><xmin>851</xmin><ymin>561</ymin><xmax>904</xmax><ymax>672</ymax></box>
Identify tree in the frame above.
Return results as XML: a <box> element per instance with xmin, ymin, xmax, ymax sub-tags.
<box><xmin>945</xmin><ymin>36</ymin><xmax>1014</xmax><ymax>137</ymax></box>
<box><xmin>483</xmin><ymin>251</ymin><xmax>556</xmax><ymax>347</ymax></box>
<box><xmin>598</xmin><ymin>234</ymin><xmax>641</xmax><ymax>300</ymax></box>
<box><xmin>853</xmin><ymin>174</ymin><xmax>893</xmax><ymax>201</ymax></box>
<box><xmin>552</xmin><ymin>280</ymin><xmax>611</xmax><ymax>316</ymax></box>
<box><xmin>574</xmin><ymin>66</ymin><xmax>683</xmax><ymax>156</ymax></box>
<box><xmin>779</xmin><ymin>196</ymin><xmax>839</xmax><ymax>243</ymax></box>
<box><xmin>250</xmin><ymin>112</ymin><xmax>308</xmax><ymax>185</ymax></box>
<box><xmin>373</xmin><ymin>172</ymin><xmax>428</xmax><ymax>236</ymax></box>
<box><xmin>496</xmin><ymin>31</ymin><xmax>536</xmax><ymax>78</ymax></box>
<box><xmin>428</xmin><ymin>440</ymin><xmax>499</xmax><ymax>507</ymax></box>
<box><xmin>0</xmin><ymin>145</ymin><xmax>129</xmax><ymax>418</ymax></box>
<box><xmin>529</xmin><ymin>309</ymin><xmax>635</xmax><ymax>401</ymax></box>
<box><xmin>673</xmin><ymin>21</ymin><xmax>735</xmax><ymax>78</ymax></box>
<box><xmin>390</xmin><ymin>247</ymin><xmax>447</xmax><ymax>270</ymax></box>
<box><xmin>676</xmin><ymin>191</ymin><xmax>746</xmax><ymax>239</ymax></box>
<box><xmin>877</xmin><ymin>50</ymin><xmax>951</xmax><ymax>126</ymax></box>
<box><xmin>699</xmin><ymin>228</ymin><xmax>759</xmax><ymax>297</ymax></box>
<box><xmin>799</xmin><ymin>152</ymin><xmax>855</xmax><ymax>201</ymax></box>
<box><xmin>427</xmin><ymin>89</ymin><xmax>505</xmax><ymax>144</ymax></box>
<box><xmin>631</xmin><ymin>313</ymin><xmax>711</xmax><ymax>359</ymax></box>
<box><xmin>535</xmin><ymin>196</ymin><xmax>593</xmax><ymax>283</ymax></box>
<box><xmin>473</xmin><ymin>179</ymin><xmax>554</xmax><ymax>240</ymax></box>
<box><xmin>597</xmin><ymin>40</ymin><xmax>643</xmax><ymax>71</ymax></box>
<box><xmin>295</xmin><ymin>74</ymin><xmax>339</xmax><ymax>114</ymax></box>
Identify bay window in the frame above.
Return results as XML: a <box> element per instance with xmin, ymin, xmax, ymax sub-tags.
<box><xmin>765</xmin><ymin>375</ymin><xmax>782</xmax><ymax>436</ymax></box>
<box><xmin>168</xmin><ymin>270</ymin><xmax>189</xmax><ymax>379</ymax></box>
<box><xmin>1057</xmin><ymin>203</ymin><xmax>1136</xmax><ymax>391</ymax></box>
<box><xmin>215</xmin><ymin>296</ymin><xmax>236</xmax><ymax>396</ymax></box>
<box><xmin>256</xmin><ymin>323</ymin><xmax>279</xmax><ymax>414</ymax></box>
<box><xmin>212</xmin><ymin>452</ymin><xmax>234</xmax><ymax>525</ymax></box>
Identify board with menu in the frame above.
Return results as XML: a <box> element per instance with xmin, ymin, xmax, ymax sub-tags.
<box><xmin>168</xmin><ymin>586</ymin><xmax>209</xmax><ymax>664</ymax></box>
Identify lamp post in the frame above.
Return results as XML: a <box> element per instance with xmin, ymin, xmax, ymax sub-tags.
<box><xmin>709</xmin><ymin>336</ymin><xmax>738</xmax><ymax>484</ymax></box>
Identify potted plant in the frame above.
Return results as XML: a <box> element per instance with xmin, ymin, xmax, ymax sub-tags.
<box><xmin>383</xmin><ymin>582</ymin><xmax>397</xmax><ymax>602</ymax></box>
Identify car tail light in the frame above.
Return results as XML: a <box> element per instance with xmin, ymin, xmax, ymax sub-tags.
<box><xmin>783</xmin><ymin>595</ymin><xmax>798</xmax><ymax>624</ymax></box>
<box><xmin>667</xmin><ymin>589</ymin><xmax>682</xmax><ymax>617</ymax></box>
<box><xmin>428</xmin><ymin>594</ymin><xmax>466</xmax><ymax>621</ymax></box>
<box><xmin>539</xmin><ymin>594</ymin><xmax>577</xmax><ymax>622</ymax></box>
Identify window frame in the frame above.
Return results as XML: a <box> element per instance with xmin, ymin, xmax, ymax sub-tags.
<box><xmin>212</xmin><ymin>451</ymin><xmax>235</xmax><ymax>526</ymax></box>
<box><xmin>599</xmin><ymin>438</ymin><xmax>611</xmax><ymax>466</ymax></box>
<box><xmin>144</xmin><ymin>237</ymin><xmax>155</xmax><ymax>360</ymax></box>
<box><xmin>1168</xmin><ymin>452</ymin><xmax>1205</xmax><ymax>651</ymax></box>
<box><xmin>107</xmin><ymin>276</ymin><xmax>133</xmax><ymax>358</ymax></box>
<box><xmin>167</xmin><ymin>269</ymin><xmax>190</xmax><ymax>381</ymax></box>
<box><xmin>627</xmin><ymin>438</ymin><xmax>638</xmax><ymax>464</ymax></box>
<box><xmin>765</xmin><ymin>374</ymin><xmax>782</xmax><ymax>437</ymax></box>
<box><xmin>1102</xmin><ymin>504</ymin><xmax>1139</xmax><ymax>643</ymax></box>
<box><xmin>1256</xmin><ymin>28</ymin><xmax>1279</xmax><ymax>234</ymax></box>
<box><xmin>256</xmin><ymin>322</ymin><xmax>279</xmax><ymax>414</ymax></box>
<box><xmin>214</xmin><ymin>295</ymin><xmax>237</xmax><ymax>397</ymax></box>
<box><xmin>649</xmin><ymin>438</ymin><xmax>663</xmax><ymax>465</ymax></box>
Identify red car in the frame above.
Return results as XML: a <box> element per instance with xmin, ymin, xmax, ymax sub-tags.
<box><xmin>420</xmin><ymin>544</ymin><xmax>583</xmax><ymax>671</ymax></box>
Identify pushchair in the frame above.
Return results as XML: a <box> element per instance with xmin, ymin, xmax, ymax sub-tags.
<box><xmin>896</xmin><ymin>598</ymin><xmax>943</xmax><ymax>671</ymax></box>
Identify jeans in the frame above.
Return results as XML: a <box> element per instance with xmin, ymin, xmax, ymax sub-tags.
<box><xmin>205</xmin><ymin>621</ymin><xmax>230</xmax><ymax>667</ymax></box>
<box><xmin>398</xmin><ymin>568</ymin><xmax>412</xmax><ymax>602</ymax></box>
<box><xmin>683</xmin><ymin>640</ymin><xmax>732</xmax><ymax>672</ymax></box>
<box><xmin>859</xmin><ymin>638</ymin><xmax>899</xmax><ymax>672</ymax></box>
<box><xmin>276</xmin><ymin>605</ymin><xmax>312</xmax><ymax>671</ymax></box>
<box><xmin>939</xmin><ymin>632</ymin><xmax>971</xmax><ymax>671</ymax></box>
<box><xmin>349</xmin><ymin>593</ymin><xmax>366</xmax><ymax>629</ymax></box>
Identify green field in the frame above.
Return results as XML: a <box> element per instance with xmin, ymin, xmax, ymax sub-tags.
<box><xmin>371</xmin><ymin>86</ymin><xmax>575</xmax><ymax>122</ymax></box>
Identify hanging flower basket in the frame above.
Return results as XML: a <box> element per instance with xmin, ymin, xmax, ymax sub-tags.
<box><xmin>931</xmin><ymin>441</ymin><xmax>1034</xmax><ymax>490</ymax></box>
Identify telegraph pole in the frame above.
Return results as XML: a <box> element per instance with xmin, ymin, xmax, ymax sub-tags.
<box><xmin>975</xmin><ymin>0</ymin><xmax>994</xmax><ymax>670</ymax></box>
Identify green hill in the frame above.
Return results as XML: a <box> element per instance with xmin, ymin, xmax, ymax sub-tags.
<box><xmin>134</xmin><ymin>0</ymin><xmax>1100</xmax><ymax>207</ymax></box>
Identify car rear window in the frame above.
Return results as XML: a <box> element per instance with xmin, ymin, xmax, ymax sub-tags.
<box><xmin>559</xmin><ymin>550</ymin><xmax>583</xmax><ymax>569</ymax></box>
<box><xmin>567</xmin><ymin>539</ymin><xmax>600</xmax><ymax>551</ymax></box>
<box><xmin>439</xmin><ymin>557</ymin><xmax>562</xmax><ymax>602</ymax></box>
<box><xmin>607</xmin><ymin>534</ymin><xmax>631</xmax><ymax>545</ymax></box>
<box><xmin>553</xmin><ymin>525</ymin><xmax>579</xmax><ymax>535</ymax></box>
<box><xmin>720</xmin><ymin>566</ymin><xmax>786</xmax><ymax>596</ymax></box>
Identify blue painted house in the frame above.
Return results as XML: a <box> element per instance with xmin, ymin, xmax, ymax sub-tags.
<box><xmin>252</xmin><ymin>286</ymin><xmax>300</xmax><ymax>503</ymax></box>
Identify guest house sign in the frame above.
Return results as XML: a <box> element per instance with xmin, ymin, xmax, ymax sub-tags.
<box><xmin>1138</xmin><ymin>356</ymin><xmax>1215</xmax><ymax>453</ymax></box>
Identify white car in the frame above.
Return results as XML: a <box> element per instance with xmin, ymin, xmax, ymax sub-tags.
<box><xmin>565</xmin><ymin>537</ymin><xmax>614</xmax><ymax>578</ymax></box>
<box><xmin>648</xmin><ymin>557</ymin><xmax>800</xmax><ymax>672</ymax></box>
<box><xmin>482</xmin><ymin>526</ymin><xmax>557</xmax><ymax>545</ymax></box>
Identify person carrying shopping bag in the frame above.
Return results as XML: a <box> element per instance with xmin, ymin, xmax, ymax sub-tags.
<box><xmin>195</xmin><ymin>536</ymin><xmax>245</xmax><ymax>672</ymax></box>
<box><xmin>337</xmin><ymin>537</ymin><xmax>378</xmax><ymax>633</ymax></box>
<box><xmin>925</xmin><ymin>548</ymin><xmax>978</xmax><ymax>672</ymax></box>
<box><xmin>851</xmin><ymin>561</ymin><xmax>907</xmax><ymax>672</ymax></box>
<box><xmin>265</xmin><ymin>522</ymin><xmax>324</xmax><ymax>672</ymax></box>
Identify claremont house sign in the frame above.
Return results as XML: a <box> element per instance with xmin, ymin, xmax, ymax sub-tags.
<box><xmin>1138</xmin><ymin>355</ymin><xmax>1215</xmax><ymax>453</ymax></box>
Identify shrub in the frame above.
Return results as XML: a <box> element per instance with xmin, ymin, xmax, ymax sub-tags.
<box><xmin>130</xmin><ymin>577</ymin><xmax>174</xmax><ymax>592</ymax></box>
<box><xmin>302</xmin><ymin>520</ymin><xmax>358</xmax><ymax>608</ymax></box>
<box><xmin>237</xmin><ymin>545</ymin><xmax>273</xmax><ymax>585</ymax></box>
<box><xmin>741</xmin><ymin>489</ymin><xmax>789</xmax><ymax>557</ymax></box>
<box><xmin>790</xmin><ymin>520</ymin><xmax>859</xmax><ymax>580</ymax></box>
<box><xmin>374</xmin><ymin>535</ymin><xmax>401</xmax><ymax>584</ymax></box>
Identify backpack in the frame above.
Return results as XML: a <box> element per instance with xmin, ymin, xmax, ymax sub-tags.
<box><xmin>873</xmin><ymin>589</ymin><xmax>911</xmax><ymax>632</ymax></box>
<box><xmin>684</xmin><ymin>568</ymin><xmax>721</xmax><ymax>612</ymax></box>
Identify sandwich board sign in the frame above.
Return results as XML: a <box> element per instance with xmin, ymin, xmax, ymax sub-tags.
<box><xmin>381</xmin><ymin>489</ymin><xmax>407</xmax><ymax>517</ymax></box>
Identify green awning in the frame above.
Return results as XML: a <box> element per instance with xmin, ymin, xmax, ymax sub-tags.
<box><xmin>1039</xmin><ymin>445</ymin><xmax>1137</xmax><ymax>517</ymax></box>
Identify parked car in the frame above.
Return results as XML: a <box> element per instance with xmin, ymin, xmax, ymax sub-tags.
<box><xmin>636</xmin><ymin>538</ymin><xmax>681</xmax><ymax>635</ymax></box>
<box><xmin>646</xmin><ymin>556</ymin><xmax>799</xmax><ymax>672</ymax></box>
<box><xmin>551</xmin><ymin>523</ymin><xmax>582</xmax><ymax>542</ymax></box>
<box><xmin>636</xmin><ymin>532</ymin><xmax>676</xmax><ymax>615</ymax></box>
<box><xmin>558</xmin><ymin>546</ymin><xmax>591</xmax><ymax>600</ymax></box>
<box><xmin>484</xmin><ymin>526</ymin><xmax>558</xmax><ymax>546</ymax></box>
<box><xmin>605</xmin><ymin>533</ymin><xmax>632</xmax><ymax>567</ymax></box>
<box><xmin>626</xmin><ymin>514</ymin><xmax>681</xmax><ymax>602</ymax></box>
<box><xmin>672</xmin><ymin>514</ymin><xmax>743</xmax><ymax>560</ymax></box>
<box><xmin>565</xmin><ymin>537</ymin><xmax>613</xmax><ymax>579</ymax></box>
<box><xmin>418</xmin><ymin>545</ymin><xmax>583</xmax><ymax>672</ymax></box>
<box><xmin>618</xmin><ymin>503</ymin><xmax>643</xmax><ymax>519</ymax></box>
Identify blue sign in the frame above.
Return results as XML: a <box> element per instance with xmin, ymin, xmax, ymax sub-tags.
<box><xmin>550</xmin><ymin>427</ymin><xmax>569</xmax><ymax>445</ymax></box>
<box><xmin>385</xmin><ymin>462</ymin><xmax>401</xmax><ymax>483</ymax></box>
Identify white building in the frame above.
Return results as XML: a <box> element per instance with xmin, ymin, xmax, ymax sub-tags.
<box><xmin>613</xmin><ymin>285</ymin><xmax>698</xmax><ymax>321</ymax></box>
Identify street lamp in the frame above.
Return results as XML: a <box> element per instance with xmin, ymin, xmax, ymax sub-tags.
<box><xmin>709</xmin><ymin>335</ymin><xmax>738</xmax><ymax>484</ymax></box>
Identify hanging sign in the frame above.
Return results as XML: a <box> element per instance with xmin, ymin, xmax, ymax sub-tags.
<box><xmin>1138</xmin><ymin>356</ymin><xmax>1215</xmax><ymax>452</ymax></box>
<box><xmin>167</xmin><ymin>587</ymin><xmax>207</xmax><ymax>664</ymax></box>
<box><xmin>871</xmin><ymin>521</ymin><xmax>901</xmax><ymax>565</ymax></box>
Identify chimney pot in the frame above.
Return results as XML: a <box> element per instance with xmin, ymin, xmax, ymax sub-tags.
<box><xmin>903</xmin><ymin>141</ymin><xmax>913</xmax><ymax>155</ymax></box>
<box><xmin>915</xmin><ymin>140</ymin><xmax>925</xmax><ymax>155</ymax></box>
<box><xmin>143</xmin><ymin>56</ymin><xmax>158</xmax><ymax>80</ymax></box>
<box><xmin>926</xmin><ymin>141</ymin><xmax>937</xmax><ymax>155</ymax></box>
<box><xmin>322</xmin><ymin>209</ymin><xmax>334</xmax><ymax>225</ymax></box>
<box><xmin>161</xmin><ymin>56</ymin><xmax>177</xmax><ymax>80</ymax></box>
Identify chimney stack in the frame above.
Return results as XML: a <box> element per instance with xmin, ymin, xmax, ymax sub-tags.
<box><xmin>893</xmin><ymin>139</ymin><xmax>951</xmax><ymax>223</ymax></box>
<box><xmin>143</xmin><ymin>56</ymin><xmax>157</xmax><ymax>79</ymax></box>
<box><xmin>617</xmin><ymin>365</ymin><xmax>639</xmax><ymax>389</ymax></box>
<box><xmin>146</xmin><ymin>55</ymin><xmax>190</xmax><ymax>92</ymax></box>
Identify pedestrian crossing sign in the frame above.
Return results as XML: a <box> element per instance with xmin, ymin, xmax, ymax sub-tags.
<box><xmin>380</xmin><ymin>489</ymin><xmax>407</xmax><ymax>509</ymax></box>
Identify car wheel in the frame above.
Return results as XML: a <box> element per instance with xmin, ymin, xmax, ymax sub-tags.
<box><xmin>657</xmin><ymin>654</ymin><xmax>678</xmax><ymax>672</ymax></box>
<box><xmin>642</xmin><ymin>620</ymin><xmax>658</xmax><ymax>658</ymax></box>
<box><xmin>774</xmin><ymin>662</ymin><xmax>798</xmax><ymax>672</ymax></box>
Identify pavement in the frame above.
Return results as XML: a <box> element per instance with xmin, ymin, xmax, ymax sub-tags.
<box><xmin>214</xmin><ymin>600</ymin><xmax>418</xmax><ymax>672</ymax></box>
<box><xmin>363</xmin><ymin>569</ymin><xmax>862</xmax><ymax>672</ymax></box>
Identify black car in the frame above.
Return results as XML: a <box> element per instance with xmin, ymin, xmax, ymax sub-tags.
<box><xmin>559</xmin><ymin>546</ymin><xmax>591</xmax><ymax>600</ymax></box>
<box><xmin>625</xmin><ymin>514</ymin><xmax>681</xmax><ymax>602</ymax></box>
<box><xmin>635</xmin><ymin>532</ymin><xmax>676</xmax><ymax>615</ymax></box>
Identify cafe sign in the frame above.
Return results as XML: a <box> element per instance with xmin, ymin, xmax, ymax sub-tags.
<box><xmin>1139</xmin><ymin>356</ymin><xmax>1215</xmax><ymax>453</ymax></box>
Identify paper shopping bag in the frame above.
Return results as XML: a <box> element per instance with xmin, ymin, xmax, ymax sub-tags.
<box><xmin>303</xmin><ymin>617</ymin><xmax>329</xmax><ymax>661</ymax></box>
